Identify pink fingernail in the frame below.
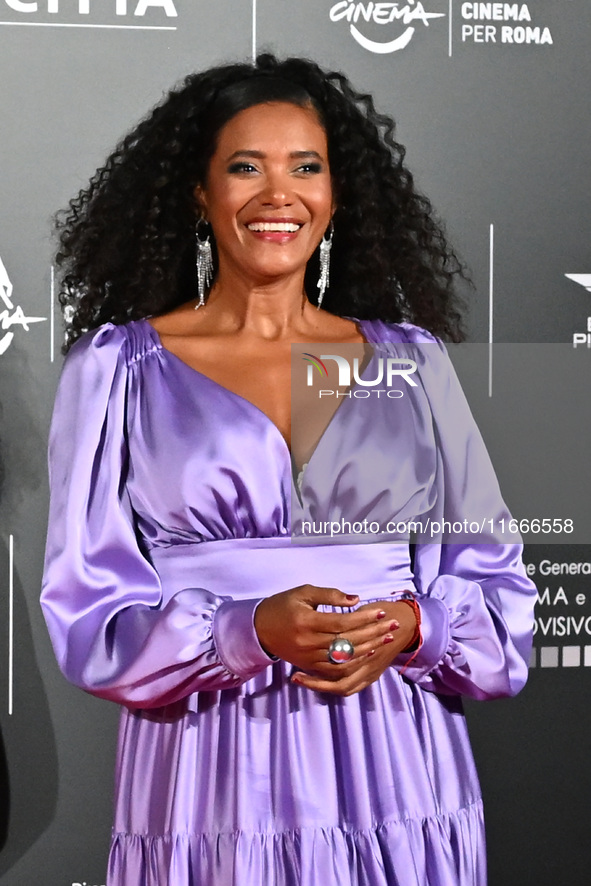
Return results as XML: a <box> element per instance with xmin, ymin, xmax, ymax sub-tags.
<box><xmin>383</xmin><ymin>635</ymin><xmax>394</xmax><ymax>645</ymax></box>
<box><xmin>376</xmin><ymin>610</ymin><xmax>387</xmax><ymax>620</ymax></box>
<box><xmin>367</xmin><ymin>649</ymin><xmax>376</xmax><ymax>657</ymax></box>
<box><xmin>389</xmin><ymin>620</ymin><xmax>400</xmax><ymax>631</ymax></box>
<box><xmin>345</xmin><ymin>594</ymin><xmax>358</xmax><ymax>602</ymax></box>
<box><xmin>291</xmin><ymin>675</ymin><xmax>302</xmax><ymax>684</ymax></box>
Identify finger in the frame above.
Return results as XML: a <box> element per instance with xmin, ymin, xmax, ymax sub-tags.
<box><xmin>292</xmin><ymin>665</ymin><xmax>374</xmax><ymax>696</ymax></box>
<box><xmin>307</xmin><ymin>604</ymin><xmax>393</xmax><ymax>636</ymax></box>
<box><xmin>299</xmin><ymin>586</ymin><xmax>359</xmax><ymax>610</ymax></box>
<box><xmin>306</xmin><ymin>634</ymin><xmax>400</xmax><ymax>677</ymax></box>
<box><xmin>297</xmin><ymin>644</ymin><xmax>398</xmax><ymax>690</ymax></box>
<box><xmin>290</xmin><ymin>606</ymin><xmax>401</xmax><ymax>670</ymax></box>
<box><xmin>336</xmin><ymin>619</ymin><xmax>400</xmax><ymax>649</ymax></box>
<box><xmin>303</xmin><ymin>620</ymin><xmax>400</xmax><ymax>663</ymax></box>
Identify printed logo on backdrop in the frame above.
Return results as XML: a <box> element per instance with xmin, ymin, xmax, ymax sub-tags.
<box><xmin>329</xmin><ymin>1</ymin><xmax>446</xmax><ymax>54</ymax></box>
<box><xmin>527</xmin><ymin>556</ymin><xmax>591</xmax><ymax>670</ymax></box>
<box><xmin>0</xmin><ymin>0</ymin><xmax>177</xmax><ymax>25</ymax></box>
<box><xmin>565</xmin><ymin>274</ymin><xmax>591</xmax><ymax>349</ymax></box>
<box><xmin>460</xmin><ymin>3</ymin><xmax>553</xmax><ymax>47</ymax></box>
<box><xmin>0</xmin><ymin>255</ymin><xmax>46</xmax><ymax>355</ymax></box>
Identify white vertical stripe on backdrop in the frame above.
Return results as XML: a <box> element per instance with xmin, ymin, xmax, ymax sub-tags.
<box><xmin>448</xmin><ymin>0</ymin><xmax>453</xmax><ymax>58</ymax></box>
<box><xmin>50</xmin><ymin>265</ymin><xmax>55</xmax><ymax>364</ymax></box>
<box><xmin>8</xmin><ymin>534</ymin><xmax>14</xmax><ymax>716</ymax></box>
<box><xmin>252</xmin><ymin>0</ymin><xmax>257</xmax><ymax>63</ymax></box>
<box><xmin>488</xmin><ymin>223</ymin><xmax>494</xmax><ymax>397</ymax></box>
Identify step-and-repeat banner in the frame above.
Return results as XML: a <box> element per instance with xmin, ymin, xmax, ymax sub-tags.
<box><xmin>0</xmin><ymin>2</ymin><xmax>589</xmax><ymax>884</ymax></box>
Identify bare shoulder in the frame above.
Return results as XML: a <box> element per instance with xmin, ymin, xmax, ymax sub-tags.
<box><xmin>147</xmin><ymin>301</ymin><xmax>204</xmax><ymax>338</ymax></box>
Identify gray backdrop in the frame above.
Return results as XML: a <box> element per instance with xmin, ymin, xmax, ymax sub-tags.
<box><xmin>1</xmin><ymin>1</ymin><xmax>590</xmax><ymax>883</ymax></box>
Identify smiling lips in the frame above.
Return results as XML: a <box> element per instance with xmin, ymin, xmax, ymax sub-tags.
<box><xmin>248</xmin><ymin>222</ymin><xmax>301</xmax><ymax>232</ymax></box>
<box><xmin>246</xmin><ymin>219</ymin><xmax>303</xmax><ymax>236</ymax></box>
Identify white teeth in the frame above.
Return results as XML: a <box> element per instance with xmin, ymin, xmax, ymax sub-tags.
<box><xmin>247</xmin><ymin>222</ymin><xmax>301</xmax><ymax>232</ymax></box>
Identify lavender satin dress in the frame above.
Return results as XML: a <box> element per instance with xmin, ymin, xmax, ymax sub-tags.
<box><xmin>41</xmin><ymin>317</ymin><xmax>536</xmax><ymax>886</ymax></box>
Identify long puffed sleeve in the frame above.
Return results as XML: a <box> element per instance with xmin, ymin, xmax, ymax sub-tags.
<box><xmin>379</xmin><ymin>324</ymin><xmax>537</xmax><ymax>700</ymax></box>
<box><xmin>41</xmin><ymin>325</ymin><xmax>273</xmax><ymax>709</ymax></box>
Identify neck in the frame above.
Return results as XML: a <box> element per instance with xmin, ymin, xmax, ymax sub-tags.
<box><xmin>203</xmin><ymin>263</ymin><xmax>318</xmax><ymax>340</ymax></box>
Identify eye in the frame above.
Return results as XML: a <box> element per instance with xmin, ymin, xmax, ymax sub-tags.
<box><xmin>295</xmin><ymin>162</ymin><xmax>323</xmax><ymax>175</ymax></box>
<box><xmin>227</xmin><ymin>161</ymin><xmax>258</xmax><ymax>174</ymax></box>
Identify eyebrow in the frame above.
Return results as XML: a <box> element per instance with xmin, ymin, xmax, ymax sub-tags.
<box><xmin>226</xmin><ymin>150</ymin><xmax>325</xmax><ymax>162</ymax></box>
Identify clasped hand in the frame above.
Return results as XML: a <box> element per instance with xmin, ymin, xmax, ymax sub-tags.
<box><xmin>254</xmin><ymin>584</ymin><xmax>418</xmax><ymax>697</ymax></box>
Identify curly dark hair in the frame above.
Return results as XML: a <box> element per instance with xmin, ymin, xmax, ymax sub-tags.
<box><xmin>56</xmin><ymin>53</ymin><xmax>468</xmax><ymax>351</ymax></box>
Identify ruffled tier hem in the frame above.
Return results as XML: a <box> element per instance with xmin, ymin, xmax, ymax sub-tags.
<box><xmin>108</xmin><ymin>800</ymin><xmax>486</xmax><ymax>886</ymax></box>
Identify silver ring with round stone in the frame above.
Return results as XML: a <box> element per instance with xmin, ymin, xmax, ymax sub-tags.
<box><xmin>327</xmin><ymin>636</ymin><xmax>355</xmax><ymax>664</ymax></box>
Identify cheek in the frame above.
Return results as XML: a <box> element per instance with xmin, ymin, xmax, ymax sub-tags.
<box><xmin>210</xmin><ymin>183</ymin><xmax>257</xmax><ymax>225</ymax></box>
<box><xmin>311</xmin><ymin>179</ymin><xmax>335</xmax><ymax>213</ymax></box>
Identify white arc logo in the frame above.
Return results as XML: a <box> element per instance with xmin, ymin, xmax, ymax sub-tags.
<box><xmin>329</xmin><ymin>1</ymin><xmax>445</xmax><ymax>54</ymax></box>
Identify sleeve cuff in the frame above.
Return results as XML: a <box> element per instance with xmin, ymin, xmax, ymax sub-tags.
<box><xmin>394</xmin><ymin>595</ymin><xmax>450</xmax><ymax>680</ymax></box>
<box><xmin>212</xmin><ymin>597</ymin><xmax>276</xmax><ymax>679</ymax></box>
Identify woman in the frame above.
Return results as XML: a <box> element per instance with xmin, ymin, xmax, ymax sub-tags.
<box><xmin>41</xmin><ymin>54</ymin><xmax>536</xmax><ymax>885</ymax></box>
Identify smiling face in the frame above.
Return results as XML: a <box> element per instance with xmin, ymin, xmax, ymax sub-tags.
<box><xmin>196</xmin><ymin>101</ymin><xmax>334</xmax><ymax>288</ymax></box>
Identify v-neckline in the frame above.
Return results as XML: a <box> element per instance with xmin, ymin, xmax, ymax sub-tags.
<box><xmin>142</xmin><ymin>316</ymin><xmax>372</xmax><ymax>474</ymax></box>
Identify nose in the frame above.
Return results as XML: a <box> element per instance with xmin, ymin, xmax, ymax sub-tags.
<box><xmin>259</xmin><ymin>170</ymin><xmax>294</xmax><ymax>207</ymax></box>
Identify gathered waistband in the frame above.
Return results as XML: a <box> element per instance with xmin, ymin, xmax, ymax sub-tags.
<box><xmin>149</xmin><ymin>537</ymin><xmax>415</xmax><ymax>603</ymax></box>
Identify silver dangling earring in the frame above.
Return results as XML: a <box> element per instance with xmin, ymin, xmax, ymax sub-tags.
<box><xmin>316</xmin><ymin>221</ymin><xmax>334</xmax><ymax>310</ymax></box>
<box><xmin>195</xmin><ymin>218</ymin><xmax>214</xmax><ymax>309</ymax></box>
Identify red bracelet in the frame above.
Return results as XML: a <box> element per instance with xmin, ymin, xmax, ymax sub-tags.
<box><xmin>399</xmin><ymin>597</ymin><xmax>421</xmax><ymax>653</ymax></box>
